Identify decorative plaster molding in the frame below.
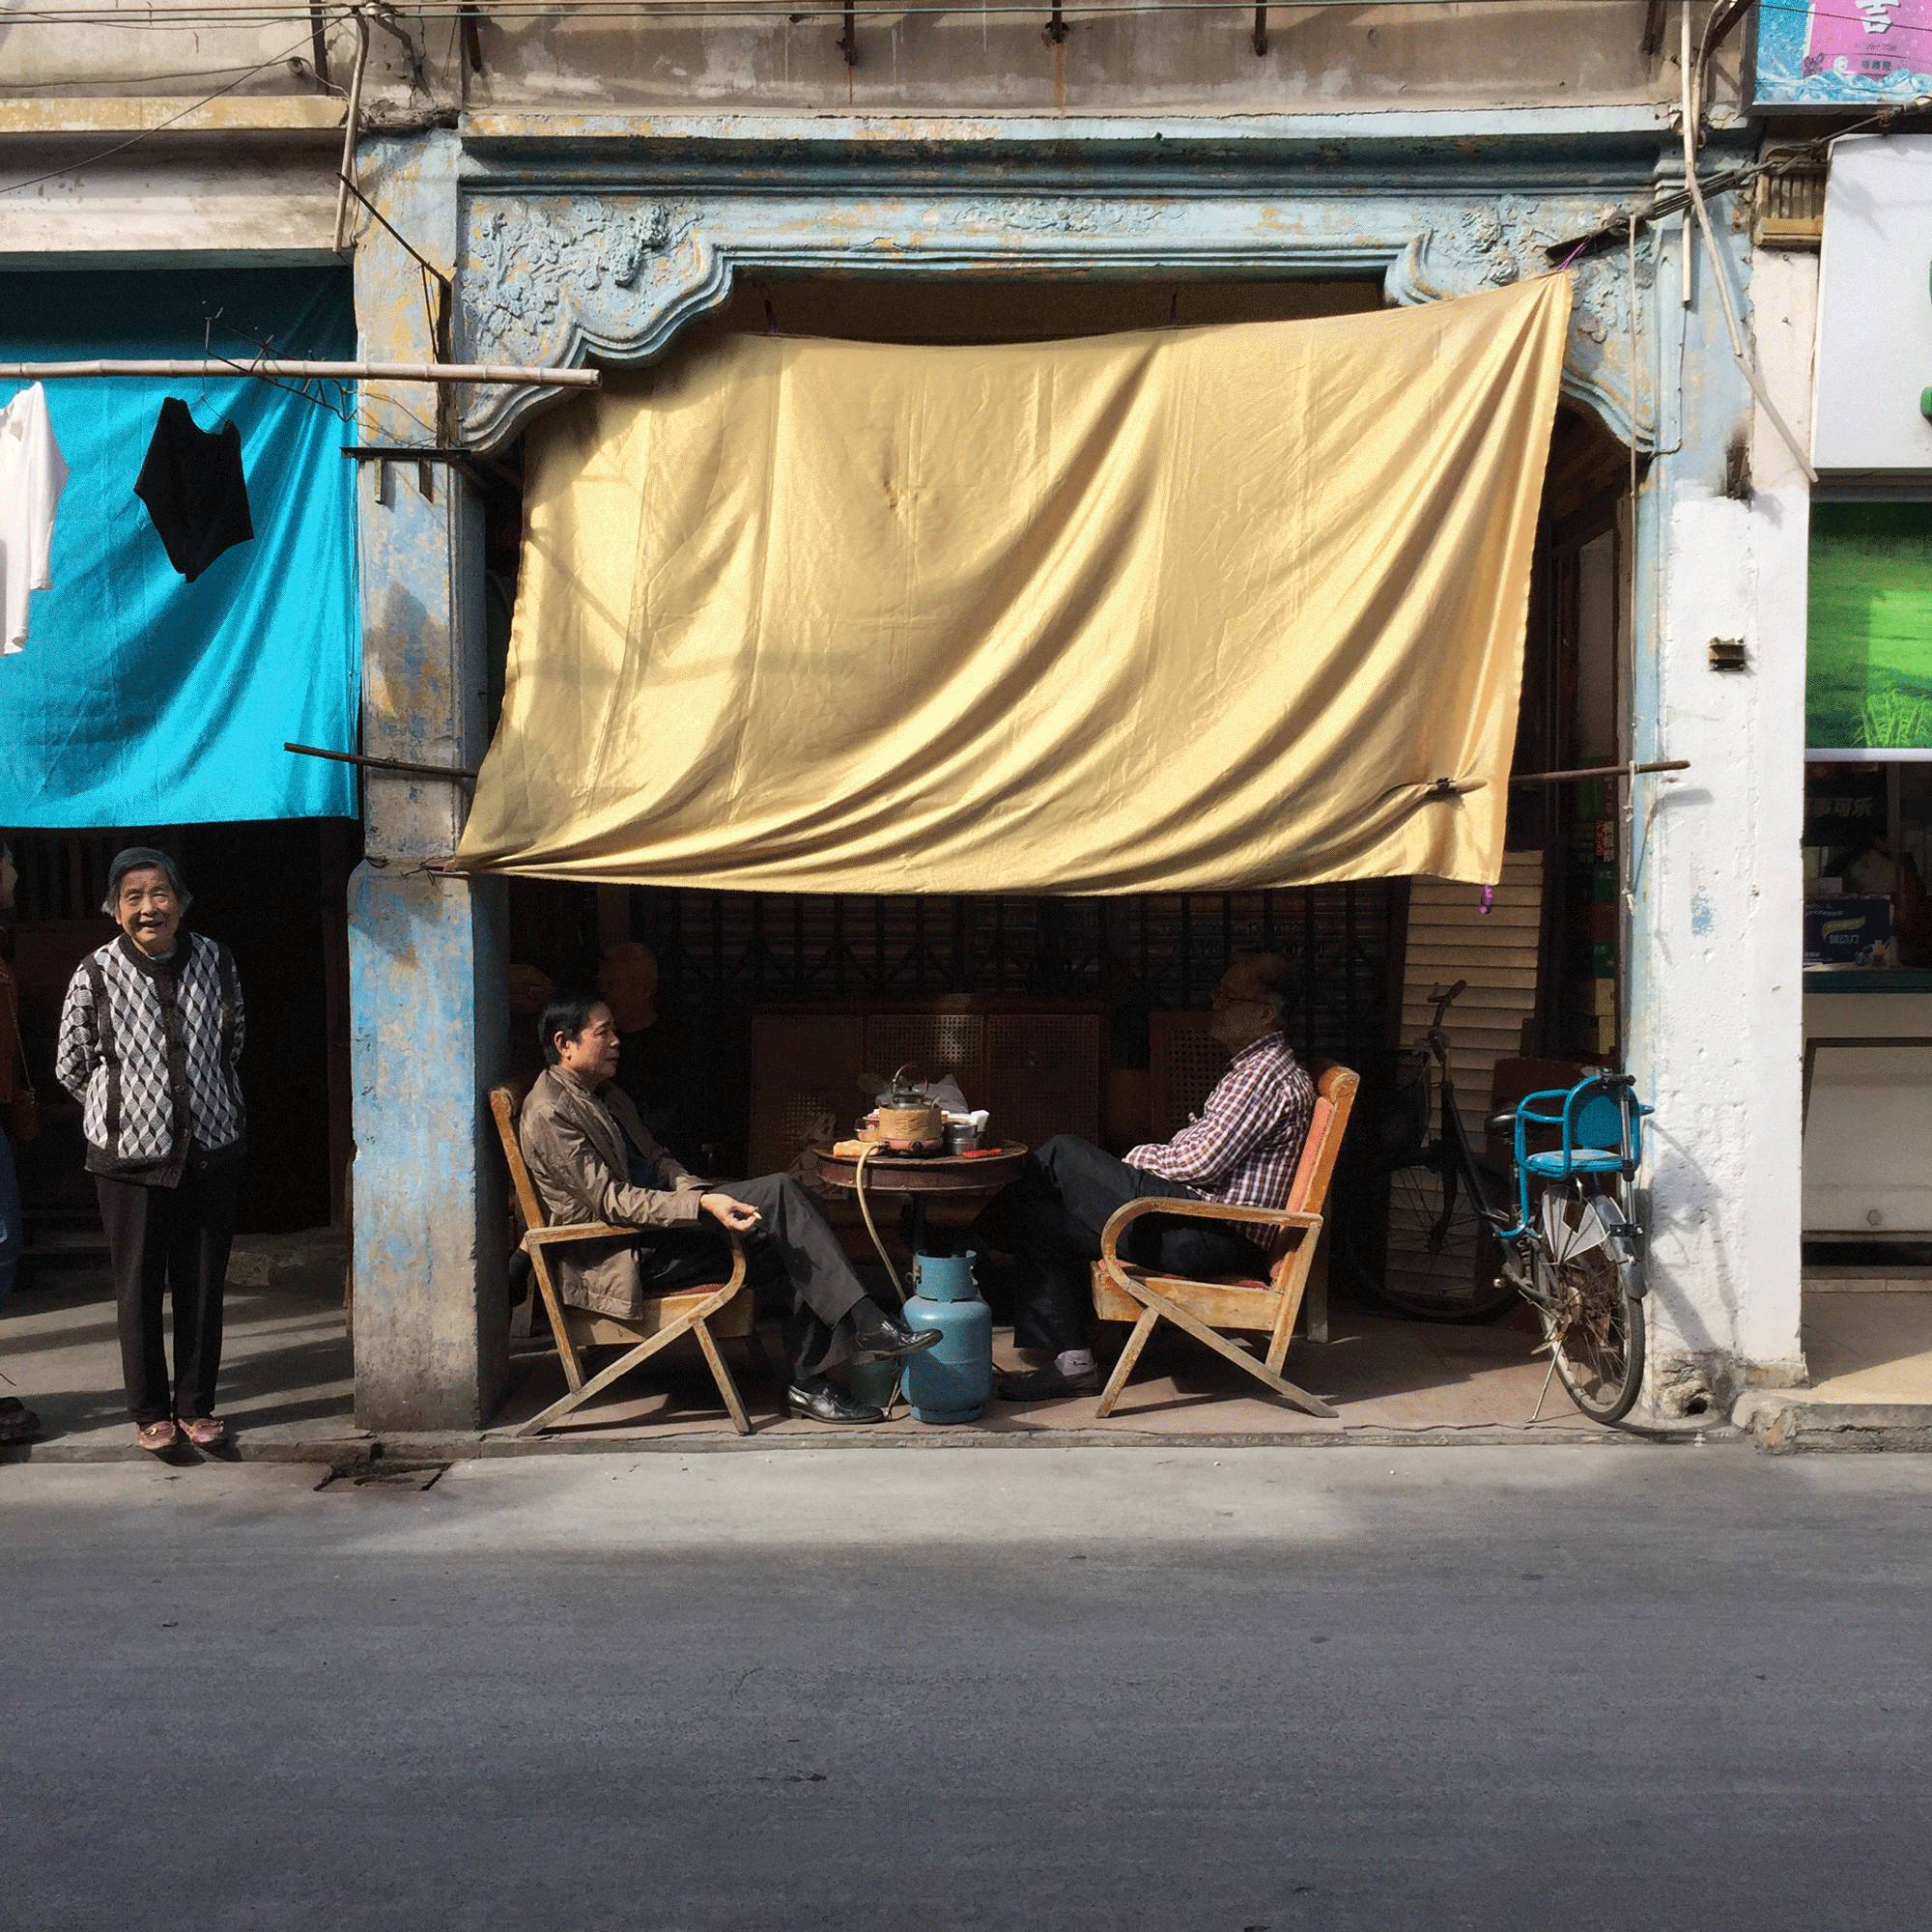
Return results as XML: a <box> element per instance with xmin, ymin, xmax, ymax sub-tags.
<box><xmin>459</xmin><ymin>198</ymin><xmax>726</xmax><ymax>440</ymax></box>
<box><xmin>457</xmin><ymin>187</ymin><xmax>1661</xmax><ymax>451</ymax></box>
<box><xmin>465</xmin><ymin>199</ymin><xmax>704</xmax><ymax>365</ymax></box>
<box><xmin>983</xmin><ymin>198</ymin><xmax>1171</xmax><ymax>237</ymax></box>
<box><xmin>456</xmin><ymin>192</ymin><xmax>1213</xmax><ymax>442</ymax></box>
<box><xmin>1385</xmin><ymin>193</ymin><xmax>1658</xmax><ymax>451</ymax></box>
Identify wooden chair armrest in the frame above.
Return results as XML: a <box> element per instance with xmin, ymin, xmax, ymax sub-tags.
<box><xmin>526</xmin><ymin>1222</ymin><xmax>643</xmax><ymax>1245</ymax></box>
<box><xmin>1097</xmin><ymin>1196</ymin><xmax>1321</xmax><ymax>1262</ymax></box>
<box><xmin>525</xmin><ymin>1226</ymin><xmax>749</xmax><ymax>1292</ymax></box>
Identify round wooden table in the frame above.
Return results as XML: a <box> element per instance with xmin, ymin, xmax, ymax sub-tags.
<box><xmin>812</xmin><ymin>1140</ymin><xmax>1030</xmax><ymax>1255</ymax></box>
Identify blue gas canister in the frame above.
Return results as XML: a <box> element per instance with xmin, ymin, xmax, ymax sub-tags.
<box><xmin>901</xmin><ymin>1251</ymin><xmax>993</xmax><ymax>1424</ymax></box>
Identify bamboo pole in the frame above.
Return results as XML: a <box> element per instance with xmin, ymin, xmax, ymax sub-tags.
<box><xmin>1510</xmin><ymin>758</ymin><xmax>1690</xmax><ymax>787</ymax></box>
<box><xmin>332</xmin><ymin>13</ymin><xmax>371</xmax><ymax>253</ymax></box>
<box><xmin>0</xmin><ymin>359</ymin><xmax>598</xmax><ymax>386</ymax></box>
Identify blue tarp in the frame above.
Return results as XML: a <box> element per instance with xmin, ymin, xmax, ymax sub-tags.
<box><xmin>0</xmin><ymin>269</ymin><xmax>358</xmax><ymax>828</ymax></box>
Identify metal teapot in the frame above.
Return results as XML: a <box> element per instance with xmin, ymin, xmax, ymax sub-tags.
<box><xmin>857</xmin><ymin>1064</ymin><xmax>945</xmax><ymax>1154</ymax></box>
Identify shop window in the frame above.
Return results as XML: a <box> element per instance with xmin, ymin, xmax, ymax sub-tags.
<box><xmin>1804</xmin><ymin>762</ymin><xmax>1932</xmax><ymax>971</ymax></box>
<box><xmin>1804</xmin><ymin>498</ymin><xmax>1932</xmax><ymax>972</ymax></box>
<box><xmin>1806</xmin><ymin>500</ymin><xmax>1932</xmax><ymax>757</ymax></box>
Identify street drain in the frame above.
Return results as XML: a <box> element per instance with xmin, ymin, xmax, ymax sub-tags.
<box><xmin>314</xmin><ymin>1463</ymin><xmax>449</xmax><ymax>1493</ymax></box>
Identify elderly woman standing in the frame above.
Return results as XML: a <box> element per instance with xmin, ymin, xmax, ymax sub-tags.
<box><xmin>56</xmin><ymin>849</ymin><xmax>245</xmax><ymax>1453</ymax></box>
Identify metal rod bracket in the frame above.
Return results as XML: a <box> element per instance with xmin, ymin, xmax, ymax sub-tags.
<box><xmin>285</xmin><ymin>742</ymin><xmax>477</xmax><ymax>786</ymax></box>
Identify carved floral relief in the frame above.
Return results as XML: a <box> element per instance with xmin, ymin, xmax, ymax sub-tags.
<box><xmin>456</xmin><ymin>187</ymin><xmax>1662</xmax><ymax>453</ymax></box>
<box><xmin>463</xmin><ymin>201</ymin><xmax>700</xmax><ymax>368</ymax></box>
<box><xmin>1386</xmin><ymin>194</ymin><xmax>1659</xmax><ymax>449</ymax></box>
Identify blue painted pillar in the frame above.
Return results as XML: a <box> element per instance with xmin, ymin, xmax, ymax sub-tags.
<box><xmin>349</xmin><ymin>132</ymin><xmax>509</xmax><ymax>1431</ymax></box>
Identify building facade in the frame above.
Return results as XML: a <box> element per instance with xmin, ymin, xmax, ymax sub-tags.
<box><xmin>1</xmin><ymin>3</ymin><xmax>1821</xmax><ymax>1427</ymax></box>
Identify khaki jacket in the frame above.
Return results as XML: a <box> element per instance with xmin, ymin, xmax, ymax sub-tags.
<box><xmin>518</xmin><ymin>1065</ymin><xmax>710</xmax><ymax>1319</ymax></box>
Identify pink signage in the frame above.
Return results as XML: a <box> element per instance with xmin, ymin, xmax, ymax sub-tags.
<box><xmin>1805</xmin><ymin>0</ymin><xmax>1932</xmax><ymax>81</ymax></box>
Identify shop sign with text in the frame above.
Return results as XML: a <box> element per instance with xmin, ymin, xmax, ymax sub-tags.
<box><xmin>1752</xmin><ymin>1</ymin><xmax>1932</xmax><ymax>109</ymax></box>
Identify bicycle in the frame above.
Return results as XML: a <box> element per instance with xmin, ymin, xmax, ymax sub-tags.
<box><xmin>1338</xmin><ymin>980</ymin><xmax>1652</xmax><ymax>1426</ymax></box>
<box><xmin>1337</xmin><ymin>980</ymin><xmax>1518</xmax><ymax>1325</ymax></box>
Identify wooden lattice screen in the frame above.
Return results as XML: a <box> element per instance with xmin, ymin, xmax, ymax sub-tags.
<box><xmin>625</xmin><ymin>886</ymin><xmax>1403</xmax><ymax>1173</ymax></box>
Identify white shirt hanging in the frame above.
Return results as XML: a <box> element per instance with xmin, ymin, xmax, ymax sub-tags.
<box><xmin>0</xmin><ymin>382</ymin><xmax>71</xmax><ymax>655</ymax></box>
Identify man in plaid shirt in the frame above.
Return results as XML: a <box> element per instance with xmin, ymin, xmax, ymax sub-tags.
<box><xmin>972</xmin><ymin>953</ymin><xmax>1316</xmax><ymax>1399</ymax></box>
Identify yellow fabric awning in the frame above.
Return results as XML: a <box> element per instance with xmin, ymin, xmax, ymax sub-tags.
<box><xmin>454</xmin><ymin>275</ymin><xmax>1571</xmax><ymax>894</ymax></box>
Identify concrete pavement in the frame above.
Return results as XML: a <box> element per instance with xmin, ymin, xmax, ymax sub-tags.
<box><xmin>1</xmin><ymin>1258</ymin><xmax>1617</xmax><ymax>1461</ymax></box>
<box><xmin>3</xmin><ymin>1445</ymin><xmax>1930</xmax><ymax>1929</ymax></box>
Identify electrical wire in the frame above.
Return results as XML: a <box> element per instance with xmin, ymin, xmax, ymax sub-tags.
<box><xmin>1543</xmin><ymin>86</ymin><xmax>1932</xmax><ymax>269</ymax></box>
<box><xmin>5</xmin><ymin>1</ymin><xmax>1926</xmax><ymax>62</ymax></box>
<box><xmin>1678</xmin><ymin>4</ymin><xmax>1816</xmax><ymax>482</ymax></box>
<box><xmin>3</xmin><ymin>0</ymin><xmax>1929</xmax><ymax>26</ymax></box>
<box><xmin>851</xmin><ymin>1146</ymin><xmax>908</xmax><ymax>1417</ymax></box>
<box><xmin>5</xmin><ymin>1</ymin><xmax>1918</xmax><ymax>439</ymax></box>
<box><xmin>1694</xmin><ymin>0</ymin><xmax>1757</xmax><ymax>139</ymax></box>
<box><xmin>332</xmin><ymin>12</ymin><xmax>371</xmax><ymax>250</ymax></box>
<box><xmin>1619</xmin><ymin>209</ymin><xmax>1642</xmax><ymax>1000</ymax></box>
<box><xmin>0</xmin><ymin>19</ymin><xmax>354</xmax><ymax>199</ymax></box>
<box><xmin>7</xmin><ymin>60</ymin><xmax>341</xmax><ymax>93</ymax></box>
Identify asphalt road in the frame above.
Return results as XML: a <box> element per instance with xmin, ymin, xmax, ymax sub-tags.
<box><xmin>3</xmin><ymin>1444</ymin><xmax>1929</xmax><ymax>1932</ymax></box>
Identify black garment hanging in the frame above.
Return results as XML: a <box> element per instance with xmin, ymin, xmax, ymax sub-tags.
<box><xmin>133</xmin><ymin>397</ymin><xmax>254</xmax><ymax>582</ymax></box>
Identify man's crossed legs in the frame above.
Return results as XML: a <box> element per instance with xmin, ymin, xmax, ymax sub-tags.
<box><xmin>631</xmin><ymin>1172</ymin><xmax>937</xmax><ymax>1423</ymax></box>
<box><xmin>968</xmin><ymin>1136</ymin><xmax>1266</xmax><ymax>1398</ymax></box>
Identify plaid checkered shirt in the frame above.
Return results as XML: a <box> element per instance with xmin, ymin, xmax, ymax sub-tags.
<box><xmin>1123</xmin><ymin>1031</ymin><xmax>1315</xmax><ymax>1248</ymax></box>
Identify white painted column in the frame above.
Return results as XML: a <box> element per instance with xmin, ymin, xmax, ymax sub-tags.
<box><xmin>1626</xmin><ymin>226</ymin><xmax>1813</xmax><ymax>1411</ymax></box>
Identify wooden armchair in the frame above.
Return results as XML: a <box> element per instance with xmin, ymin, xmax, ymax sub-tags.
<box><xmin>1089</xmin><ymin>1060</ymin><xmax>1359</xmax><ymax>1420</ymax></box>
<box><xmin>1148</xmin><ymin>1010</ymin><xmax>1333</xmax><ymax>1341</ymax></box>
<box><xmin>489</xmin><ymin>1083</ymin><xmax>759</xmax><ymax>1438</ymax></box>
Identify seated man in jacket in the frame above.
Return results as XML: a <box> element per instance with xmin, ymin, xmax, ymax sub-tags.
<box><xmin>519</xmin><ymin>992</ymin><xmax>938</xmax><ymax>1425</ymax></box>
<box><xmin>970</xmin><ymin>953</ymin><xmax>1316</xmax><ymax>1399</ymax></box>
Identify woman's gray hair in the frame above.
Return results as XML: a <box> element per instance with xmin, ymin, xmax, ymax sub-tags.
<box><xmin>101</xmin><ymin>846</ymin><xmax>192</xmax><ymax>917</ymax></box>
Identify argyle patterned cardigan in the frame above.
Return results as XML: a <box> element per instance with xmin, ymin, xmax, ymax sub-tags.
<box><xmin>56</xmin><ymin>932</ymin><xmax>246</xmax><ymax>1183</ymax></box>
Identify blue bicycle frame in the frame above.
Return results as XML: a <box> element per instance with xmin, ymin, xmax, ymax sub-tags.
<box><xmin>1497</xmin><ymin>1074</ymin><xmax>1652</xmax><ymax>1241</ymax></box>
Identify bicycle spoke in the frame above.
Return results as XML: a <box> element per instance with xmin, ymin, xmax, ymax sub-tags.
<box><xmin>1542</xmin><ymin>1243</ymin><xmax>1639</xmax><ymax>1420</ymax></box>
<box><xmin>1371</xmin><ymin>1158</ymin><xmax>1507</xmax><ymax>1320</ymax></box>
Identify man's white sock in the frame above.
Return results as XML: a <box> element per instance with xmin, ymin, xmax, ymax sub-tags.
<box><xmin>1056</xmin><ymin>1349</ymin><xmax>1096</xmax><ymax>1377</ymax></box>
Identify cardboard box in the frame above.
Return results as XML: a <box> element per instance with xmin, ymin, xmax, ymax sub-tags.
<box><xmin>1804</xmin><ymin>895</ymin><xmax>1892</xmax><ymax>967</ymax></box>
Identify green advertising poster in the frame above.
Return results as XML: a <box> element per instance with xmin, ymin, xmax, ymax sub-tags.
<box><xmin>1807</xmin><ymin>502</ymin><xmax>1932</xmax><ymax>757</ymax></box>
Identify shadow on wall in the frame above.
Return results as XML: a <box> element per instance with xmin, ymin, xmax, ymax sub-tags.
<box><xmin>1639</xmin><ymin>1106</ymin><xmax>1759</xmax><ymax>1415</ymax></box>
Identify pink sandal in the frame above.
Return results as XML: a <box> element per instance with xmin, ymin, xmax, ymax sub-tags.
<box><xmin>178</xmin><ymin>1416</ymin><xmax>229</xmax><ymax>1449</ymax></box>
<box><xmin>136</xmin><ymin>1419</ymin><xmax>179</xmax><ymax>1454</ymax></box>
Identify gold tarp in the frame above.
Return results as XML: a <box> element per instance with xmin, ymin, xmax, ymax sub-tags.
<box><xmin>455</xmin><ymin>275</ymin><xmax>1572</xmax><ymax>893</ymax></box>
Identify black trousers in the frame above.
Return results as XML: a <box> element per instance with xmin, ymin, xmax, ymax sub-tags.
<box><xmin>631</xmin><ymin>1173</ymin><xmax>874</xmax><ymax>1382</ymax></box>
<box><xmin>96</xmin><ymin>1153</ymin><xmax>242</xmax><ymax>1427</ymax></box>
<box><xmin>968</xmin><ymin>1134</ymin><xmax>1266</xmax><ymax>1353</ymax></box>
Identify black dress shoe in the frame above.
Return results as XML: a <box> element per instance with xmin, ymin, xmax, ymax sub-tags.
<box><xmin>786</xmin><ymin>1380</ymin><xmax>887</xmax><ymax>1425</ymax></box>
<box><xmin>849</xmin><ymin>1306</ymin><xmax>944</xmax><ymax>1361</ymax></box>
<box><xmin>995</xmin><ymin>1362</ymin><xmax>1102</xmax><ymax>1401</ymax></box>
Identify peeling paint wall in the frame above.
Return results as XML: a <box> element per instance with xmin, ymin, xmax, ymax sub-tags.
<box><xmin>0</xmin><ymin>4</ymin><xmax>1731</xmax><ymax>118</ymax></box>
<box><xmin>348</xmin><ymin>132</ymin><xmax>510</xmax><ymax>1434</ymax></box>
<box><xmin>1625</xmin><ymin>218</ymin><xmax>1811</xmax><ymax>1410</ymax></box>
<box><xmin>347</xmin><ymin>870</ymin><xmax>507</xmax><ymax>1431</ymax></box>
<box><xmin>1739</xmin><ymin>244</ymin><xmax>1815</xmax><ymax>1378</ymax></box>
<box><xmin>0</xmin><ymin>2</ymin><xmax>1808</xmax><ymax>1424</ymax></box>
<box><xmin>458</xmin><ymin>5</ymin><xmax>1713</xmax><ymax>115</ymax></box>
<box><xmin>0</xmin><ymin>152</ymin><xmax>339</xmax><ymax>262</ymax></box>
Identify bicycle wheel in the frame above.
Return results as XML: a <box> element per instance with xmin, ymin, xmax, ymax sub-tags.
<box><xmin>1533</xmin><ymin>1191</ymin><xmax>1646</xmax><ymax>1425</ymax></box>
<box><xmin>1347</xmin><ymin>1152</ymin><xmax>1518</xmax><ymax>1323</ymax></box>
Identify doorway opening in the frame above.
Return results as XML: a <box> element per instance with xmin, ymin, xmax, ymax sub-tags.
<box><xmin>479</xmin><ymin>274</ymin><xmax>1640</xmax><ymax>1436</ymax></box>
